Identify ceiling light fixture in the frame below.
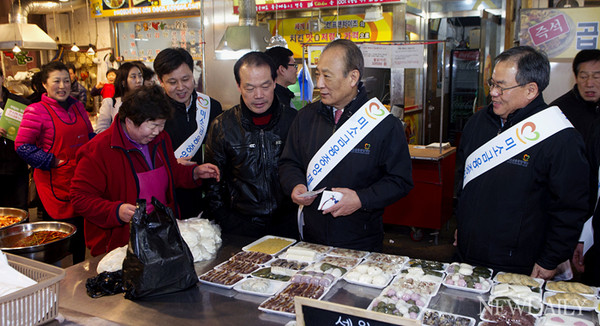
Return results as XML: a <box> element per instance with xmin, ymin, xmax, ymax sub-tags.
<box><xmin>12</xmin><ymin>43</ymin><xmax>21</xmax><ymax>53</ymax></box>
<box><xmin>71</xmin><ymin>43</ymin><xmax>79</xmax><ymax>52</ymax></box>
<box><xmin>86</xmin><ymin>44</ymin><xmax>95</xmax><ymax>55</ymax></box>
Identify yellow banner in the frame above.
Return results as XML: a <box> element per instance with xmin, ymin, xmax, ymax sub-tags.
<box><xmin>520</xmin><ymin>7</ymin><xmax>600</xmax><ymax>59</ymax></box>
<box><xmin>269</xmin><ymin>13</ymin><xmax>393</xmax><ymax>58</ymax></box>
<box><xmin>90</xmin><ymin>0</ymin><xmax>200</xmax><ymax>18</ymax></box>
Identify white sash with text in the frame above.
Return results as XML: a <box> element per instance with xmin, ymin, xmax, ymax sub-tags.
<box><xmin>175</xmin><ymin>91</ymin><xmax>211</xmax><ymax>159</ymax></box>
<box><xmin>297</xmin><ymin>98</ymin><xmax>389</xmax><ymax>238</ymax></box>
<box><xmin>463</xmin><ymin>106</ymin><xmax>572</xmax><ymax>188</ymax></box>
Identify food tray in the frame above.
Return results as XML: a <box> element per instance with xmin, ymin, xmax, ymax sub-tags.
<box><xmin>327</xmin><ymin>247</ymin><xmax>369</xmax><ymax>259</ymax></box>
<box><xmin>490</xmin><ymin>283</ymin><xmax>543</xmax><ymax>301</ymax></box>
<box><xmin>343</xmin><ymin>271</ymin><xmax>393</xmax><ymax>289</ymax></box>
<box><xmin>291</xmin><ymin>242</ymin><xmax>331</xmax><ymax>254</ymax></box>
<box><xmin>537</xmin><ymin>313</ymin><xmax>596</xmax><ymax>326</ymax></box>
<box><xmin>421</xmin><ymin>309</ymin><xmax>475</xmax><ymax>326</ymax></box>
<box><xmin>493</xmin><ymin>272</ymin><xmax>544</xmax><ymax>288</ymax></box>
<box><xmin>387</xmin><ymin>277</ymin><xmax>442</xmax><ymax>297</ymax></box>
<box><xmin>544</xmin><ymin>281</ymin><xmax>598</xmax><ymax>296</ymax></box>
<box><xmin>405</xmin><ymin>259</ymin><xmax>448</xmax><ymax>272</ymax></box>
<box><xmin>487</xmin><ymin>295</ymin><xmax>543</xmax><ymax>316</ymax></box>
<box><xmin>442</xmin><ymin>274</ymin><xmax>492</xmax><ymax>294</ymax></box>
<box><xmin>277</xmin><ymin>250</ymin><xmax>324</xmax><ymax>263</ymax></box>
<box><xmin>198</xmin><ymin>268</ymin><xmax>247</xmax><ymax>289</ymax></box>
<box><xmin>479</xmin><ymin>304</ymin><xmax>538</xmax><ymax>324</ymax></box>
<box><xmin>233</xmin><ymin>278</ymin><xmax>287</xmax><ymax>297</ymax></box>
<box><xmin>542</xmin><ymin>291</ymin><xmax>598</xmax><ymax>311</ymax></box>
<box><xmin>1</xmin><ymin>252</ymin><xmax>65</xmax><ymax>326</ymax></box>
<box><xmin>242</xmin><ymin>235</ymin><xmax>296</xmax><ymax>255</ymax></box>
<box><xmin>367</xmin><ymin>291</ymin><xmax>431</xmax><ymax>320</ymax></box>
<box><xmin>364</xmin><ymin>253</ymin><xmax>408</xmax><ymax>267</ymax></box>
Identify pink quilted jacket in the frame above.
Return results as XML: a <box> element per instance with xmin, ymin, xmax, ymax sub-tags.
<box><xmin>15</xmin><ymin>94</ymin><xmax>93</xmax><ymax>151</ymax></box>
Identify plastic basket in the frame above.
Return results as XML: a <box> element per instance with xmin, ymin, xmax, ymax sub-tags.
<box><xmin>0</xmin><ymin>252</ymin><xmax>65</xmax><ymax>326</ymax></box>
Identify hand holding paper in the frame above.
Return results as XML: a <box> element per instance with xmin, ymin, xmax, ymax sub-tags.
<box><xmin>322</xmin><ymin>188</ymin><xmax>362</xmax><ymax>217</ymax></box>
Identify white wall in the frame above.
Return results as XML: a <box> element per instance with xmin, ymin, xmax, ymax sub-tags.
<box><xmin>544</xmin><ymin>61</ymin><xmax>576</xmax><ymax>104</ymax></box>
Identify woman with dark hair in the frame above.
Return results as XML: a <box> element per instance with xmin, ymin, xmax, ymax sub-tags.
<box><xmin>94</xmin><ymin>62</ymin><xmax>144</xmax><ymax>133</ymax></box>
<box><xmin>70</xmin><ymin>85</ymin><xmax>220</xmax><ymax>256</ymax></box>
<box><xmin>15</xmin><ymin>61</ymin><xmax>94</xmax><ymax>264</ymax></box>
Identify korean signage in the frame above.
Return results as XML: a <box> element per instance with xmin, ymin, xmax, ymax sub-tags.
<box><xmin>519</xmin><ymin>8</ymin><xmax>600</xmax><ymax>59</ymax></box>
<box><xmin>270</xmin><ymin>13</ymin><xmax>393</xmax><ymax>58</ymax></box>
<box><xmin>233</xmin><ymin>0</ymin><xmax>403</xmax><ymax>13</ymax></box>
<box><xmin>90</xmin><ymin>0</ymin><xmax>200</xmax><ymax>18</ymax></box>
<box><xmin>116</xmin><ymin>16</ymin><xmax>202</xmax><ymax>61</ymax></box>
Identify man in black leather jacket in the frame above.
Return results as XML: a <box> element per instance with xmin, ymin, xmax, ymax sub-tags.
<box><xmin>205</xmin><ymin>52</ymin><xmax>297</xmax><ymax>238</ymax></box>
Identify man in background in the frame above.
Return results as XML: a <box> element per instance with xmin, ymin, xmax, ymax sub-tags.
<box><xmin>265</xmin><ymin>46</ymin><xmax>298</xmax><ymax>109</ymax></box>
<box><xmin>154</xmin><ymin>48</ymin><xmax>223</xmax><ymax>219</ymax></box>
<box><xmin>205</xmin><ymin>52</ymin><xmax>297</xmax><ymax>238</ymax></box>
<box><xmin>550</xmin><ymin>49</ymin><xmax>600</xmax><ymax>143</ymax></box>
<box><xmin>66</xmin><ymin>63</ymin><xmax>88</xmax><ymax>105</ymax></box>
<box><xmin>454</xmin><ymin>46</ymin><xmax>589</xmax><ymax>279</ymax></box>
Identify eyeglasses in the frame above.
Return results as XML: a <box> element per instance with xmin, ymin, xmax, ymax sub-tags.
<box><xmin>287</xmin><ymin>63</ymin><xmax>298</xmax><ymax>69</ymax></box>
<box><xmin>487</xmin><ymin>79</ymin><xmax>525</xmax><ymax>95</ymax></box>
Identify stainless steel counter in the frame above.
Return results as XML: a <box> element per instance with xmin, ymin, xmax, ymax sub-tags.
<box><xmin>58</xmin><ymin>235</ymin><xmax>599</xmax><ymax>325</ymax></box>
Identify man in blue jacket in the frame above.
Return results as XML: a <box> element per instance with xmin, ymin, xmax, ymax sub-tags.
<box><xmin>454</xmin><ymin>46</ymin><xmax>589</xmax><ymax>279</ymax></box>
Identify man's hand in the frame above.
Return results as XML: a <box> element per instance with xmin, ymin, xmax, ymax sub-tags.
<box><xmin>530</xmin><ymin>263</ymin><xmax>556</xmax><ymax>280</ymax></box>
<box><xmin>194</xmin><ymin>163</ymin><xmax>220</xmax><ymax>181</ymax></box>
<box><xmin>322</xmin><ymin>188</ymin><xmax>361</xmax><ymax>218</ymax></box>
<box><xmin>177</xmin><ymin>156</ymin><xmax>197</xmax><ymax>166</ymax></box>
<box><xmin>118</xmin><ymin>203</ymin><xmax>136</xmax><ymax>223</ymax></box>
<box><xmin>571</xmin><ymin>243</ymin><xmax>585</xmax><ymax>273</ymax></box>
<box><xmin>0</xmin><ymin>127</ymin><xmax>7</xmax><ymax>138</ymax></box>
<box><xmin>291</xmin><ymin>184</ymin><xmax>316</xmax><ymax>206</ymax></box>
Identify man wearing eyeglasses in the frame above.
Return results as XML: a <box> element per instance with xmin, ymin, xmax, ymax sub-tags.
<box><xmin>204</xmin><ymin>52</ymin><xmax>298</xmax><ymax>238</ymax></box>
<box><xmin>454</xmin><ymin>46</ymin><xmax>589</xmax><ymax>280</ymax></box>
<box><xmin>265</xmin><ymin>46</ymin><xmax>298</xmax><ymax>109</ymax></box>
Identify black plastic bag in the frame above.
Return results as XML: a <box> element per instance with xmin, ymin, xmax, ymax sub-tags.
<box><xmin>122</xmin><ymin>197</ymin><xmax>198</xmax><ymax>299</ymax></box>
<box><xmin>86</xmin><ymin>270</ymin><xmax>124</xmax><ymax>298</ymax></box>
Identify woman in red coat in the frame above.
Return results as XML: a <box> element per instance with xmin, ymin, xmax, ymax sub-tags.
<box><xmin>70</xmin><ymin>85</ymin><xmax>219</xmax><ymax>256</ymax></box>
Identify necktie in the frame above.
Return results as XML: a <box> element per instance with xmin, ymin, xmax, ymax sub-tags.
<box><xmin>334</xmin><ymin>109</ymin><xmax>343</xmax><ymax>124</ymax></box>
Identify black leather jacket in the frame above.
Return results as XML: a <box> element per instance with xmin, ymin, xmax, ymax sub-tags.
<box><xmin>205</xmin><ymin>97</ymin><xmax>297</xmax><ymax>219</ymax></box>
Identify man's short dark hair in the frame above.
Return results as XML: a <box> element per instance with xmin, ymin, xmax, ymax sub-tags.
<box><xmin>572</xmin><ymin>49</ymin><xmax>600</xmax><ymax>75</ymax></box>
<box><xmin>233</xmin><ymin>51</ymin><xmax>277</xmax><ymax>85</ymax></box>
<box><xmin>41</xmin><ymin>61</ymin><xmax>69</xmax><ymax>84</ymax></box>
<box><xmin>322</xmin><ymin>39</ymin><xmax>364</xmax><ymax>80</ymax></box>
<box><xmin>153</xmin><ymin>48</ymin><xmax>194</xmax><ymax>80</ymax></box>
<box><xmin>495</xmin><ymin>46</ymin><xmax>550</xmax><ymax>92</ymax></box>
<box><xmin>142</xmin><ymin>66</ymin><xmax>155</xmax><ymax>81</ymax></box>
<box><xmin>65</xmin><ymin>63</ymin><xmax>76</xmax><ymax>72</ymax></box>
<box><xmin>265</xmin><ymin>46</ymin><xmax>294</xmax><ymax>71</ymax></box>
<box><xmin>118</xmin><ymin>85</ymin><xmax>173</xmax><ymax>125</ymax></box>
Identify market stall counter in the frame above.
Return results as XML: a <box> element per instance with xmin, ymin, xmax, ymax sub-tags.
<box><xmin>56</xmin><ymin>234</ymin><xmax>600</xmax><ymax>325</ymax></box>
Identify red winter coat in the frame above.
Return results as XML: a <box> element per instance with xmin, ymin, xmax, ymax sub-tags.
<box><xmin>70</xmin><ymin>118</ymin><xmax>201</xmax><ymax>256</ymax></box>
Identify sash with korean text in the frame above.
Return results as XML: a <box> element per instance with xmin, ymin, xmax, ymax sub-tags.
<box><xmin>297</xmin><ymin>98</ymin><xmax>389</xmax><ymax>238</ymax></box>
<box><xmin>175</xmin><ymin>91</ymin><xmax>211</xmax><ymax>159</ymax></box>
<box><xmin>306</xmin><ymin>98</ymin><xmax>390</xmax><ymax>191</ymax></box>
<box><xmin>462</xmin><ymin>106</ymin><xmax>572</xmax><ymax>188</ymax></box>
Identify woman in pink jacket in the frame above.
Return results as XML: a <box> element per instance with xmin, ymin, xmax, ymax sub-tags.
<box><xmin>15</xmin><ymin>61</ymin><xmax>94</xmax><ymax>263</ymax></box>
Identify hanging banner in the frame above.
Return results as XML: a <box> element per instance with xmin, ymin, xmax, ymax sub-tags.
<box><xmin>269</xmin><ymin>13</ymin><xmax>393</xmax><ymax>58</ymax></box>
<box><xmin>90</xmin><ymin>0</ymin><xmax>201</xmax><ymax>18</ymax></box>
<box><xmin>519</xmin><ymin>7</ymin><xmax>600</xmax><ymax>59</ymax></box>
<box><xmin>233</xmin><ymin>0</ymin><xmax>403</xmax><ymax>13</ymax></box>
